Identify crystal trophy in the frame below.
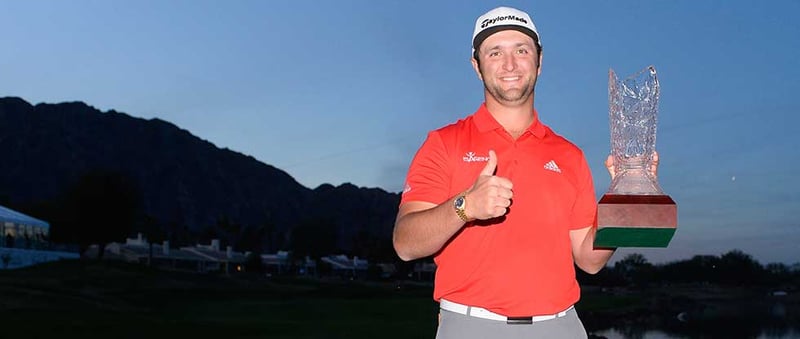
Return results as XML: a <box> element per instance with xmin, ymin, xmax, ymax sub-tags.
<box><xmin>594</xmin><ymin>66</ymin><xmax>677</xmax><ymax>248</ymax></box>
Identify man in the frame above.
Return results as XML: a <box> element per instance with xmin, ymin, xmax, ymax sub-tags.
<box><xmin>393</xmin><ymin>6</ymin><xmax>657</xmax><ymax>338</ymax></box>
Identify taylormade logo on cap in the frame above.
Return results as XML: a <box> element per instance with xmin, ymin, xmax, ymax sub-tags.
<box><xmin>472</xmin><ymin>6</ymin><xmax>541</xmax><ymax>53</ymax></box>
<box><xmin>480</xmin><ymin>14</ymin><xmax>528</xmax><ymax>29</ymax></box>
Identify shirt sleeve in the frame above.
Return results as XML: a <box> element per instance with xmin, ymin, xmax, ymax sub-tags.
<box><xmin>570</xmin><ymin>152</ymin><xmax>597</xmax><ymax>230</ymax></box>
<box><xmin>400</xmin><ymin>131</ymin><xmax>452</xmax><ymax>205</ymax></box>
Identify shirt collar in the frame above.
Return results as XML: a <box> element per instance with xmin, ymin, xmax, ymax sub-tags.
<box><xmin>473</xmin><ymin>103</ymin><xmax>547</xmax><ymax>139</ymax></box>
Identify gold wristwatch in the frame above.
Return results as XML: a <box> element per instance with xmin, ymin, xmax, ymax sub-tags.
<box><xmin>454</xmin><ymin>194</ymin><xmax>469</xmax><ymax>222</ymax></box>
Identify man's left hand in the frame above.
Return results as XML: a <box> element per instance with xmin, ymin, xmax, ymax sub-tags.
<box><xmin>605</xmin><ymin>151</ymin><xmax>659</xmax><ymax>179</ymax></box>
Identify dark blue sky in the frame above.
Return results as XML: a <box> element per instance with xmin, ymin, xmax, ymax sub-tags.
<box><xmin>1</xmin><ymin>0</ymin><xmax>798</xmax><ymax>265</ymax></box>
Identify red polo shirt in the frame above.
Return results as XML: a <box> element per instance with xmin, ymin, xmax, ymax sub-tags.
<box><xmin>401</xmin><ymin>104</ymin><xmax>596</xmax><ymax>317</ymax></box>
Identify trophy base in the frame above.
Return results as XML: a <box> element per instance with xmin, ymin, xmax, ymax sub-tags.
<box><xmin>595</xmin><ymin>194</ymin><xmax>677</xmax><ymax>248</ymax></box>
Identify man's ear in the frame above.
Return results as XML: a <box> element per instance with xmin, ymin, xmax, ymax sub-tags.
<box><xmin>471</xmin><ymin>57</ymin><xmax>483</xmax><ymax>81</ymax></box>
<box><xmin>536</xmin><ymin>51</ymin><xmax>543</xmax><ymax>76</ymax></box>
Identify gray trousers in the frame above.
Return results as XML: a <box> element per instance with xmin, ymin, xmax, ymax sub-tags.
<box><xmin>435</xmin><ymin>307</ymin><xmax>588</xmax><ymax>339</ymax></box>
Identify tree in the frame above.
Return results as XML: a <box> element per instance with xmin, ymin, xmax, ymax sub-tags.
<box><xmin>243</xmin><ymin>251</ymin><xmax>264</xmax><ymax>274</ymax></box>
<box><xmin>238</xmin><ymin>224</ymin><xmax>267</xmax><ymax>253</ymax></box>
<box><xmin>765</xmin><ymin>262</ymin><xmax>790</xmax><ymax>285</ymax></box>
<box><xmin>259</xmin><ymin>214</ymin><xmax>281</xmax><ymax>253</ymax></box>
<box><xmin>55</xmin><ymin>170</ymin><xmax>141</xmax><ymax>259</ymax></box>
<box><xmin>214</xmin><ymin>215</ymin><xmax>241</xmax><ymax>249</ymax></box>
<box><xmin>717</xmin><ymin>249</ymin><xmax>764</xmax><ymax>285</ymax></box>
<box><xmin>289</xmin><ymin>218</ymin><xmax>337</xmax><ymax>258</ymax></box>
<box><xmin>614</xmin><ymin>253</ymin><xmax>655</xmax><ymax>287</ymax></box>
<box><xmin>661</xmin><ymin>255</ymin><xmax>720</xmax><ymax>283</ymax></box>
<box><xmin>135</xmin><ymin>214</ymin><xmax>167</xmax><ymax>267</ymax></box>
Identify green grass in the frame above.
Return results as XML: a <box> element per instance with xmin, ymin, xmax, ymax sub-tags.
<box><xmin>0</xmin><ymin>261</ymin><xmax>438</xmax><ymax>339</ymax></box>
<box><xmin>4</xmin><ymin>260</ymin><xmax>794</xmax><ymax>338</ymax></box>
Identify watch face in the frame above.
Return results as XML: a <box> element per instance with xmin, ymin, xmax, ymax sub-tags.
<box><xmin>455</xmin><ymin>196</ymin><xmax>465</xmax><ymax>209</ymax></box>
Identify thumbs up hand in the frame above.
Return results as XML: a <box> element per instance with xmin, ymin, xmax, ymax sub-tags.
<box><xmin>464</xmin><ymin>150</ymin><xmax>514</xmax><ymax>221</ymax></box>
<box><xmin>480</xmin><ymin>149</ymin><xmax>499</xmax><ymax>177</ymax></box>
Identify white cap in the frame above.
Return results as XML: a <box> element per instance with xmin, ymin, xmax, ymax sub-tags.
<box><xmin>472</xmin><ymin>7</ymin><xmax>541</xmax><ymax>56</ymax></box>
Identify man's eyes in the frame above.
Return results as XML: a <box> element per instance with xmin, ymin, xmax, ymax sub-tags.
<box><xmin>488</xmin><ymin>49</ymin><xmax>529</xmax><ymax>57</ymax></box>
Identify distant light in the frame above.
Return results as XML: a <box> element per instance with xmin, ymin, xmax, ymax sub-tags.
<box><xmin>731</xmin><ymin>176</ymin><xmax>736</xmax><ymax>181</ymax></box>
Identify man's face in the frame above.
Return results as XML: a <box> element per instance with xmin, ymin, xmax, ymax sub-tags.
<box><xmin>472</xmin><ymin>30</ymin><xmax>542</xmax><ymax>107</ymax></box>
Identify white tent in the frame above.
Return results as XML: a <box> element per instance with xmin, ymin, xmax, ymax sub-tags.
<box><xmin>0</xmin><ymin>205</ymin><xmax>72</xmax><ymax>270</ymax></box>
<box><xmin>0</xmin><ymin>204</ymin><xmax>49</xmax><ymax>249</ymax></box>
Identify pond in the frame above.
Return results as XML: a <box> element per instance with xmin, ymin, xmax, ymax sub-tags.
<box><xmin>587</xmin><ymin>300</ymin><xmax>798</xmax><ymax>339</ymax></box>
<box><xmin>594</xmin><ymin>328</ymin><xmax>800</xmax><ymax>339</ymax></box>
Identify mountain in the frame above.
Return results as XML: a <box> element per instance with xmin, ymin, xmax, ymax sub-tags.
<box><xmin>0</xmin><ymin>97</ymin><xmax>400</xmax><ymax>254</ymax></box>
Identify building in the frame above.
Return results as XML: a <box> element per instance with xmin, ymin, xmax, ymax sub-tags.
<box><xmin>0</xmin><ymin>204</ymin><xmax>49</xmax><ymax>249</ymax></box>
<box><xmin>413</xmin><ymin>261</ymin><xmax>436</xmax><ymax>281</ymax></box>
<box><xmin>180</xmin><ymin>239</ymin><xmax>247</xmax><ymax>274</ymax></box>
<box><xmin>0</xmin><ymin>204</ymin><xmax>79</xmax><ymax>269</ymax></box>
<box><xmin>0</xmin><ymin>247</ymin><xmax>80</xmax><ymax>269</ymax></box>
<box><xmin>93</xmin><ymin>234</ymin><xmax>248</xmax><ymax>274</ymax></box>
<box><xmin>260</xmin><ymin>250</ymin><xmax>291</xmax><ymax>275</ymax></box>
<box><xmin>320</xmin><ymin>254</ymin><xmax>368</xmax><ymax>278</ymax></box>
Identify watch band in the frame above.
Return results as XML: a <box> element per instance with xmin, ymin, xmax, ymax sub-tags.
<box><xmin>456</xmin><ymin>207</ymin><xmax>469</xmax><ymax>222</ymax></box>
<box><xmin>455</xmin><ymin>194</ymin><xmax>470</xmax><ymax>222</ymax></box>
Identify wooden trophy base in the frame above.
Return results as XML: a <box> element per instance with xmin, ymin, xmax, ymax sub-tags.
<box><xmin>595</xmin><ymin>194</ymin><xmax>677</xmax><ymax>248</ymax></box>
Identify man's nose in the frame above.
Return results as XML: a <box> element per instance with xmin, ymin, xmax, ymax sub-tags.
<box><xmin>502</xmin><ymin>54</ymin><xmax>516</xmax><ymax>71</ymax></box>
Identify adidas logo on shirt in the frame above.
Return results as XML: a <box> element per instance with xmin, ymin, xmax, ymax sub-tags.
<box><xmin>543</xmin><ymin>160</ymin><xmax>561</xmax><ymax>173</ymax></box>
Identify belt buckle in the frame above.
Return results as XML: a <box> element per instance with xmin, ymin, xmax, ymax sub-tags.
<box><xmin>506</xmin><ymin>316</ymin><xmax>533</xmax><ymax>325</ymax></box>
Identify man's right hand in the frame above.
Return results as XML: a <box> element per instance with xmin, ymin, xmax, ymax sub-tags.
<box><xmin>393</xmin><ymin>150</ymin><xmax>514</xmax><ymax>260</ymax></box>
<box><xmin>464</xmin><ymin>150</ymin><xmax>514</xmax><ymax>221</ymax></box>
